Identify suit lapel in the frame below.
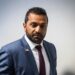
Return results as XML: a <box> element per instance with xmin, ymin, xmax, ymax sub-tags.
<box><xmin>43</xmin><ymin>41</ymin><xmax>53</xmax><ymax>75</ymax></box>
<box><xmin>21</xmin><ymin>36</ymin><xmax>39</xmax><ymax>75</ymax></box>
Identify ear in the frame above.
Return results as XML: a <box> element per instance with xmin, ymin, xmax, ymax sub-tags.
<box><xmin>23</xmin><ymin>22</ymin><xmax>26</xmax><ymax>31</ymax></box>
<box><xmin>23</xmin><ymin>22</ymin><xmax>26</xmax><ymax>28</ymax></box>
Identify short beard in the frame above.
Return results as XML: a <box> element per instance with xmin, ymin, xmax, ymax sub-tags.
<box><xmin>26</xmin><ymin>32</ymin><xmax>44</xmax><ymax>44</ymax></box>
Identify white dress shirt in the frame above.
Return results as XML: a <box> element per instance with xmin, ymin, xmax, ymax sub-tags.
<box><xmin>24</xmin><ymin>35</ymin><xmax>50</xmax><ymax>75</ymax></box>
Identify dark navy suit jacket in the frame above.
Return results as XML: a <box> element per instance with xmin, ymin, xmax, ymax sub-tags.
<box><xmin>0</xmin><ymin>36</ymin><xmax>57</xmax><ymax>75</ymax></box>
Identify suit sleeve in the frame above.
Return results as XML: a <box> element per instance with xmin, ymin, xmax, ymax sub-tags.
<box><xmin>0</xmin><ymin>47</ymin><xmax>15</xmax><ymax>75</ymax></box>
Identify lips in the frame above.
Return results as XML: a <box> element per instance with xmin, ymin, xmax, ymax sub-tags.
<box><xmin>34</xmin><ymin>35</ymin><xmax>43</xmax><ymax>40</ymax></box>
<box><xmin>34</xmin><ymin>35</ymin><xmax>41</xmax><ymax>39</ymax></box>
<box><xmin>33</xmin><ymin>34</ymin><xmax>42</xmax><ymax>39</ymax></box>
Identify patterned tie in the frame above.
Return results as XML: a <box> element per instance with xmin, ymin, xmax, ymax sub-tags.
<box><xmin>35</xmin><ymin>45</ymin><xmax>46</xmax><ymax>75</ymax></box>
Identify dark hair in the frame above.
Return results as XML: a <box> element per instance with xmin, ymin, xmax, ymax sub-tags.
<box><xmin>25</xmin><ymin>7</ymin><xmax>48</xmax><ymax>23</ymax></box>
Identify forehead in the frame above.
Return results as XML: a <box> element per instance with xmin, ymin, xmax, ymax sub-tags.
<box><xmin>28</xmin><ymin>13</ymin><xmax>48</xmax><ymax>23</ymax></box>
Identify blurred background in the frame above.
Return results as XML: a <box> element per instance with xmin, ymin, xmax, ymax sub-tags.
<box><xmin>0</xmin><ymin>0</ymin><xmax>75</xmax><ymax>75</ymax></box>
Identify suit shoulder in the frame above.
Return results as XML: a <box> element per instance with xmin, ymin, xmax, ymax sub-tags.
<box><xmin>43</xmin><ymin>40</ymin><xmax>57</xmax><ymax>55</ymax></box>
<box><xmin>1</xmin><ymin>39</ymin><xmax>22</xmax><ymax>53</ymax></box>
<box><xmin>43</xmin><ymin>40</ymin><xmax>56</xmax><ymax>48</ymax></box>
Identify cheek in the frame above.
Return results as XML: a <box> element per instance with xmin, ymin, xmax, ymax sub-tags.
<box><xmin>26</xmin><ymin>26</ymin><xmax>33</xmax><ymax>34</ymax></box>
<box><xmin>43</xmin><ymin>27</ymin><xmax>47</xmax><ymax>33</ymax></box>
<box><xmin>42</xmin><ymin>28</ymin><xmax>47</xmax><ymax>36</ymax></box>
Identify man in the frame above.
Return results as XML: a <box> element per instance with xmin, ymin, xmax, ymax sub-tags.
<box><xmin>0</xmin><ymin>7</ymin><xmax>57</xmax><ymax>75</ymax></box>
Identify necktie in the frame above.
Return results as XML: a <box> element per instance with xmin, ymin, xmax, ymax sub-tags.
<box><xmin>35</xmin><ymin>45</ymin><xmax>46</xmax><ymax>75</ymax></box>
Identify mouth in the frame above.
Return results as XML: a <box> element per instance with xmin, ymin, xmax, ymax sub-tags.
<box><xmin>33</xmin><ymin>34</ymin><xmax>44</xmax><ymax>42</ymax></box>
<box><xmin>33</xmin><ymin>34</ymin><xmax>42</xmax><ymax>39</ymax></box>
<box><xmin>34</xmin><ymin>36</ymin><xmax>41</xmax><ymax>39</ymax></box>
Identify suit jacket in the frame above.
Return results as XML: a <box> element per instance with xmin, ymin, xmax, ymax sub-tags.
<box><xmin>0</xmin><ymin>36</ymin><xmax>57</xmax><ymax>75</ymax></box>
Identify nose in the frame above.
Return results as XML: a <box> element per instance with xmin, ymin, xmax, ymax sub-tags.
<box><xmin>35</xmin><ymin>26</ymin><xmax>41</xmax><ymax>33</ymax></box>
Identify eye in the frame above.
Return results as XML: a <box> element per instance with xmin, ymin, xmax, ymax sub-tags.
<box><xmin>40</xmin><ymin>25</ymin><xmax>45</xmax><ymax>29</ymax></box>
<box><xmin>40</xmin><ymin>24</ymin><xmax>46</xmax><ymax>29</ymax></box>
<box><xmin>31</xmin><ymin>22</ymin><xmax>38</xmax><ymax>28</ymax></box>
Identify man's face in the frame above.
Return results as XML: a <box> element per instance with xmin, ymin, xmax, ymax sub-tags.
<box><xmin>23</xmin><ymin>13</ymin><xmax>48</xmax><ymax>44</ymax></box>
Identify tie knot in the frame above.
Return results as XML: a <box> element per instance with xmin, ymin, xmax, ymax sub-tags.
<box><xmin>35</xmin><ymin>45</ymin><xmax>42</xmax><ymax>51</ymax></box>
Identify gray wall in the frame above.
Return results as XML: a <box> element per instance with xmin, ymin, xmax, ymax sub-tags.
<box><xmin>0</xmin><ymin>0</ymin><xmax>75</xmax><ymax>75</ymax></box>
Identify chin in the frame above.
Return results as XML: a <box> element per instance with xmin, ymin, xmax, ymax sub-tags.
<box><xmin>33</xmin><ymin>39</ymin><xmax>42</xmax><ymax>44</ymax></box>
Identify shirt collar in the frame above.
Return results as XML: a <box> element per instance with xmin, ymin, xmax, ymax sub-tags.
<box><xmin>24</xmin><ymin>34</ymin><xmax>43</xmax><ymax>50</ymax></box>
